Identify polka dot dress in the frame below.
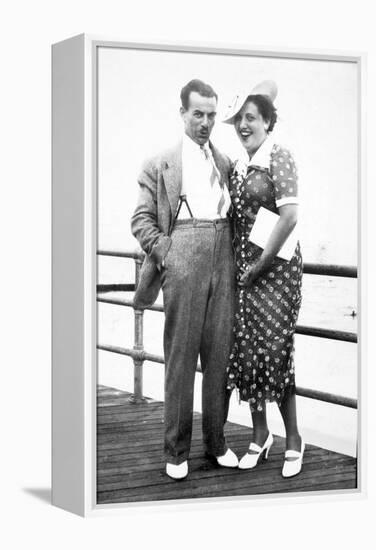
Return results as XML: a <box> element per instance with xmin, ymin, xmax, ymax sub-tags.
<box><xmin>227</xmin><ymin>144</ymin><xmax>303</xmax><ymax>412</ymax></box>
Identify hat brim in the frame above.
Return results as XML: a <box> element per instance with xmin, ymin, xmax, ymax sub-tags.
<box><xmin>222</xmin><ymin>90</ymin><xmax>249</xmax><ymax>125</ymax></box>
<box><xmin>222</xmin><ymin>80</ymin><xmax>278</xmax><ymax>125</ymax></box>
<box><xmin>222</xmin><ymin>113</ymin><xmax>239</xmax><ymax>125</ymax></box>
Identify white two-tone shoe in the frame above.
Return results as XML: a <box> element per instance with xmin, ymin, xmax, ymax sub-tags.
<box><xmin>238</xmin><ymin>433</ymin><xmax>274</xmax><ymax>470</ymax></box>
<box><xmin>166</xmin><ymin>460</ymin><xmax>188</xmax><ymax>480</ymax></box>
<box><xmin>216</xmin><ymin>448</ymin><xmax>239</xmax><ymax>468</ymax></box>
<box><xmin>282</xmin><ymin>439</ymin><xmax>305</xmax><ymax>478</ymax></box>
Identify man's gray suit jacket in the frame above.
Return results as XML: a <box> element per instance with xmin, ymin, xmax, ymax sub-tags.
<box><xmin>131</xmin><ymin>140</ymin><xmax>232</xmax><ymax>309</ymax></box>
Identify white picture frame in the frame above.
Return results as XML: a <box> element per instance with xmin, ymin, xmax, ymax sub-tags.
<box><xmin>52</xmin><ymin>34</ymin><xmax>366</xmax><ymax>517</ymax></box>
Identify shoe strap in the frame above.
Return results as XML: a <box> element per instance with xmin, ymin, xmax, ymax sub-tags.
<box><xmin>248</xmin><ymin>442</ymin><xmax>262</xmax><ymax>453</ymax></box>
<box><xmin>284</xmin><ymin>449</ymin><xmax>302</xmax><ymax>459</ymax></box>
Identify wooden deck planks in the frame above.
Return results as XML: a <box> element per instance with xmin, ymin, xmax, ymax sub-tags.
<box><xmin>96</xmin><ymin>386</ymin><xmax>357</xmax><ymax>505</ymax></box>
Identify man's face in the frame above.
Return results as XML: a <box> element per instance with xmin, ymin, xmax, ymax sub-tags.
<box><xmin>180</xmin><ymin>91</ymin><xmax>217</xmax><ymax>146</ymax></box>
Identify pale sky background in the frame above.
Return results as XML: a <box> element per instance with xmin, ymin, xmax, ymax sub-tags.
<box><xmin>98</xmin><ymin>46</ymin><xmax>358</xmax><ymax>266</ymax></box>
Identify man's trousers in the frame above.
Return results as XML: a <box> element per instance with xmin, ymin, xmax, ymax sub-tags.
<box><xmin>160</xmin><ymin>218</ymin><xmax>235</xmax><ymax>465</ymax></box>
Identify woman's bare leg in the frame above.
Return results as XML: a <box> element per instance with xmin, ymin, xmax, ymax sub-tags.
<box><xmin>250</xmin><ymin>404</ymin><xmax>269</xmax><ymax>447</ymax></box>
<box><xmin>279</xmin><ymin>386</ymin><xmax>302</xmax><ymax>451</ymax></box>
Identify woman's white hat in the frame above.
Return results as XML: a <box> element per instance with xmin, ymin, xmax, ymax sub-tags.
<box><xmin>222</xmin><ymin>80</ymin><xmax>278</xmax><ymax>125</ymax></box>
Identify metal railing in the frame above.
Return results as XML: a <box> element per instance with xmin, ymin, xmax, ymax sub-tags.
<box><xmin>97</xmin><ymin>249</ymin><xmax>358</xmax><ymax>409</ymax></box>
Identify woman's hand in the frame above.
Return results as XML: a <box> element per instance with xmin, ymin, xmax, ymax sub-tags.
<box><xmin>239</xmin><ymin>204</ymin><xmax>298</xmax><ymax>288</ymax></box>
<box><xmin>239</xmin><ymin>264</ymin><xmax>262</xmax><ymax>287</ymax></box>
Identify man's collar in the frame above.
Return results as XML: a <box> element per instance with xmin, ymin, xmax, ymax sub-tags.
<box><xmin>182</xmin><ymin>133</ymin><xmax>210</xmax><ymax>153</ymax></box>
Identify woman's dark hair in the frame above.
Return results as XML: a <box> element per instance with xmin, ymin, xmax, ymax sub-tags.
<box><xmin>180</xmin><ymin>79</ymin><xmax>218</xmax><ymax>110</ymax></box>
<box><xmin>246</xmin><ymin>94</ymin><xmax>278</xmax><ymax>132</ymax></box>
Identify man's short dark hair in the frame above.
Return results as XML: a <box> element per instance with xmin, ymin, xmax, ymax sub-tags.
<box><xmin>180</xmin><ymin>79</ymin><xmax>218</xmax><ymax>110</ymax></box>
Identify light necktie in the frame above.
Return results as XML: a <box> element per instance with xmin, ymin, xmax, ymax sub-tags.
<box><xmin>200</xmin><ymin>146</ymin><xmax>226</xmax><ymax>217</ymax></box>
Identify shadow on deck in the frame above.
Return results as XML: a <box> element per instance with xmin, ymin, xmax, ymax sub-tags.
<box><xmin>96</xmin><ymin>385</ymin><xmax>357</xmax><ymax>505</ymax></box>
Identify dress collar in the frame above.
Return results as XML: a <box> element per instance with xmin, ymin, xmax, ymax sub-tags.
<box><xmin>234</xmin><ymin>136</ymin><xmax>276</xmax><ymax>177</ymax></box>
<box><xmin>249</xmin><ymin>136</ymin><xmax>276</xmax><ymax>169</ymax></box>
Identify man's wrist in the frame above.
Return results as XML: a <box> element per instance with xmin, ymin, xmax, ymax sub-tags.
<box><xmin>150</xmin><ymin>235</ymin><xmax>172</xmax><ymax>267</ymax></box>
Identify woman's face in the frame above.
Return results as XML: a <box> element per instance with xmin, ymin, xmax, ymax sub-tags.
<box><xmin>234</xmin><ymin>100</ymin><xmax>269</xmax><ymax>157</ymax></box>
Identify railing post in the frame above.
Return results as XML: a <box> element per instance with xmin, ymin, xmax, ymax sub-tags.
<box><xmin>129</xmin><ymin>254</ymin><xmax>147</xmax><ymax>404</ymax></box>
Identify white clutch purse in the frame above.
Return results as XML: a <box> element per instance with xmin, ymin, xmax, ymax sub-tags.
<box><xmin>248</xmin><ymin>206</ymin><xmax>298</xmax><ymax>261</ymax></box>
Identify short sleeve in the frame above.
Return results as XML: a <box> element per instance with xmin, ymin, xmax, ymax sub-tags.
<box><xmin>270</xmin><ymin>146</ymin><xmax>298</xmax><ymax>208</ymax></box>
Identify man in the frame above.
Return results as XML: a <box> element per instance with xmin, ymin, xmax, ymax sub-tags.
<box><xmin>131</xmin><ymin>79</ymin><xmax>237</xmax><ymax>480</ymax></box>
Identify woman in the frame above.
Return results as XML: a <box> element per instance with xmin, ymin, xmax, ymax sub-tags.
<box><xmin>223</xmin><ymin>80</ymin><xmax>304</xmax><ymax>477</ymax></box>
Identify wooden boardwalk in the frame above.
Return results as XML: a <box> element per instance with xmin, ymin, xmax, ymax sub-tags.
<box><xmin>97</xmin><ymin>385</ymin><xmax>357</xmax><ymax>504</ymax></box>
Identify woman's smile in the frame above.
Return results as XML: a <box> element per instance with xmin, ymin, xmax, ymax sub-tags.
<box><xmin>234</xmin><ymin>101</ymin><xmax>268</xmax><ymax>156</ymax></box>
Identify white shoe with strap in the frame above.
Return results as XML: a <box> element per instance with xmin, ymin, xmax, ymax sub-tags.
<box><xmin>282</xmin><ymin>439</ymin><xmax>305</xmax><ymax>478</ymax></box>
<box><xmin>238</xmin><ymin>433</ymin><xmax>274</xmax><ymax>470</ymax></box>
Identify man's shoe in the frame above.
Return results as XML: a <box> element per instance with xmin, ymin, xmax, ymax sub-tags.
<box><xmin>216</xmin><ymin>448</ymin><xmax>239</xmax><ymax>468</ymax></box>
<box><xmin>166</xmin><ymin>460</ymin><xmax>188</xmax><ymax>480</ymax></box>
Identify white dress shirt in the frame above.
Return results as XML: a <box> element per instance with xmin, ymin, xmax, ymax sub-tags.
<box><xmin>180</xmin><ymin>134</ymin><xmax>231</xmax><ymax>219</ymax></box>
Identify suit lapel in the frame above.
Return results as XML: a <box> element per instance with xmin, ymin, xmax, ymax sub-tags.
<box><xmin>162</xmin><ymin>142</ymin><xmax>183</xmax><ymax>219</ymax></box>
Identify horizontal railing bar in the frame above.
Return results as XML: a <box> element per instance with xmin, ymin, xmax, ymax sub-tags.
<box><xmin>97</xmin><ymin>296</ymin><xmax>357</xmax><ymax>342</ymax></box>
<box><xmin>97</xmin><ymin>295</ymin><xmax>164</xmax><ymax>312</ymax></box>
<box><xmin>295</xmin><ymin>386</ymin><xmax>357</xmax><ymax>409</ymax></box>
<box><xmin>97</xmin><ymin>250</ymin><xmax>357</xmax><ymax>278</ymax></box>
<box><xmin>303</xmin><ymin>263</ymin><xmax>357</xmax><ymax>278</ymax></box>
<box><xmin>97</xmin><ymin>344</ymin><xmax>165</xmax><ymax>365</ymax></box>
<box><xmin>295</xmin><ymin>325</ymin><xmax>357</xmax><ymax>343</ymax></box>
<box><xmin>97</xmin><ymin>284</ymin><xmax>135</xmax><ymax>293</ymax></box>
<box><xmin>97</xmin><ymin>249</ymin><xmax>144</xmax><ymax>260</ymax></box>
<box><xmin>98</xmin><ymin>344</ymin><xmax>203</xmax><ymax>371</ymax></box>
<box><xmin>97</xmin><ymin>344</ymin><xmax>356</xmax><ymax>408</ymax></box>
